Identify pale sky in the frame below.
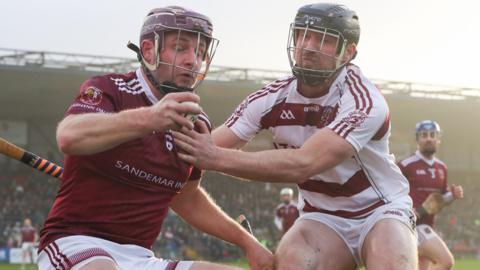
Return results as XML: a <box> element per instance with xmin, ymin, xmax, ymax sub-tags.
<box><xmin>1</xmin><ymin>0</ymin><xmax>479</xmax><ymax>88</ymax></box>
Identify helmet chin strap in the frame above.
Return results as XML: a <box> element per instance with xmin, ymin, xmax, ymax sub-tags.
<box><xmin>295</xmin><ymin>64</ymin><xmax>344</xmax><ymax>86</ymax></box>
<box><xmin>127</xmin><ymin>41</ymin><xmax>194</xmax><ymax>95</ymax></box>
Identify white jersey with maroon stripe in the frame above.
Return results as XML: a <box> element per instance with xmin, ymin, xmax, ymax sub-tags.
<box><xmin>225</xmin><ymin>64</ymin><xmax>410</xmax><ymax>218</ymax></box>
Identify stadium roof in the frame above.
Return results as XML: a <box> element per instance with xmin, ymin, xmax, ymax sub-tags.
<box><xmin>1</xmin><ymin>47</ymin><xmax>480</xmax><ymax>101</ymax></box>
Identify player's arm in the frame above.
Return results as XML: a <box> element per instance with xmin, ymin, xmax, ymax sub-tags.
<box><xmin>174</xmin><ymin>78</ymin><xmax>386</xmax><ymax>182</ymax></box>
<box><xmin>175</xmin><ymin>124</ymin><xmax>354</xmax><ymax>183</ymax></box>
<box><xmin>212</xmin><ymin>124</ymin><xmax>249</xmax><ymax>149</ymax></box>
<box><xmin>443</xmin><ymin>184</ymin><xmax>464</xmax><ymax>204</ymax></box>
<box><xmin>274</xmin><ymin>212</ymin><xmax>282</xmax><ymax>231</ymax></box>
<box><xmin>57</xmin><ymin>92</ymin><xmax>200</xmax><ymax>155</ymax></box>
<box><xmin>34</xmin><ymin>230</ymin><xmax>39</xmax><ymax>243</ymax></box>
<box><xmin>170</xmin><ymin>179</ymin><xmax>273</xmax><ymax>269</ymax></box>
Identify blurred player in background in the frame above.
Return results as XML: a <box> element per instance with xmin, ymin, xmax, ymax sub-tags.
<box><xmin>174</xmin><ymin>3</ymin><xmax>418</xmax><ymax>269</ymax></box>
<box><xmin>36</xmin><ymin>6</ymin><xmax>272</xmax><ymax>270</ymax></box>
<box><xmin>398</xmin><ymin>120</ymin><xmax>464</xmax><ymax>270</ymax></box>
<box><xmin>20</xmin><ymin>218</ymin><xmax>37</xmax><ymax>270</ymax></box>
<box><xmin>274</xmin><ymin>188</ymin><xmax>299</xmax><ymax>237</ymax></box>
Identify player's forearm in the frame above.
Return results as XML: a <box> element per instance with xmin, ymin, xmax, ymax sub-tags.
<box><xmin>208</xmin><ymin>148</ymin><xmax>308</xmax><ymax>182</ymax></box>
<box><xmin>274</xmin><ymin>217</ymin><xmax>282</xmax><ymax>230</ymax></box>
<box><xmin>56</xmin><ymin>107</ymin><xmax>152</xmax><ymax>155</ymax></box>
<box><xmin>172</xmin><ymin>187</ymin><xmax>257</xmax><ymax>250</ymax></box>
<box><xmin>212</xmin><ymin>147</ymin><xmax>344</xmax><ymax>183</ymax></box>
<box><xmin>442</xmin><ymin>191</ymin><xmax>454</xmax><ymax>204</ymax></box>
<box><xmin>210</xmin><ymin>128</ymin><xmax>353</xmax><ymax>183</ymax></box>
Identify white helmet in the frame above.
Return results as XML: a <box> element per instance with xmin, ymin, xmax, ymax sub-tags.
<box><xmin>280</xmin><ymin>187</ymin><xmax>294</xmax><ymax>196</ymax></box>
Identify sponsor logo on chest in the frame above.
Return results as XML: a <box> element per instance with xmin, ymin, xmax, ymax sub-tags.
<box><xmin>416</xmin><ymin>169</ymin><xmax>427</xmax><ymax>175</ymax></box>
<box><xmin>115</xmin><ymin>160</ymin><xmax>185</xmax><ymax>190</ymax></box>
<box><xmin>280</xmin><ymin>109</ymin><xmax>295</xmax><ymax>120</ymax></box>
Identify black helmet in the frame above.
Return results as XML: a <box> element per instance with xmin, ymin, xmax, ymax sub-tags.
<box><xmin>287</xmin><ymin>3</ymin><xmax>360</xmax><ymax>85</ymax></box>
<box><xmin>295</xmin><ymin>3</ymin><xmax>360</xmax><ymax>46</ymax></box>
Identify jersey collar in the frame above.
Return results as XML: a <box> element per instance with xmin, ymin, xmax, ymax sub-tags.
<box><xmin>415</xmin><ymin>150</ymin><xmax>436</xmax><ymax>166</ymax></box>
<box><xmin>136</xmin><ymin>68</ymin><xmax>159</xmax><ymax>105</ymax></box>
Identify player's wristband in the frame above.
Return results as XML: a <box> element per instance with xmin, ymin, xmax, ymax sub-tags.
<box><xmin>442</xmin><ymin>191</ymin><xmax>454</xmax><ymax>203</ymax></box>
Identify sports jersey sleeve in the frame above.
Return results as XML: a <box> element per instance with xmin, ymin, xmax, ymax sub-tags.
<box><xmin>327</xmin><ymin>70</ymin><xmax>388</xmax><ymax>152</ymax></box>
<box><xmin>442</xmin><ymin>165</ymin><xmax>448</xmax><ymax>193</ymax></box>
<box><xmin>275</xmin><ymin>205</ymin><xmax>282</xmax><ymax>218</ymax></box>
<box><xmin>65</xmin><ymin>76</ymin><xmax>117</xmax><ymax>116</ymax></box>
<box><xmin>274</xmin><ymin>205</ymin><xmax>283</xmax><ymax>230</ymax></box>
<box><xmin>224</xmin><ymin>94</ymin><xmax>263</xmax><ymax>141</ymax></box>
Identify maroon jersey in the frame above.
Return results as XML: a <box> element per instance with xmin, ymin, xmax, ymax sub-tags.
<box><xmin>398</xmin><ymin>151</ymin><xmax>448</xmax><ymax>227</ymax></box>
<box><xmin>40</xmin><ymin>69</ymin><xmax>209</xmax><ymax>251</ymax></box>
<box><xmin>21</xmin><ymin>225</ymin><xmax>37</xmax><ymax>243</ymax></box>
<box><xmin>275</xmin><ymin>202</ymin><xmax>299</xmax><ymax>233</ymax></box>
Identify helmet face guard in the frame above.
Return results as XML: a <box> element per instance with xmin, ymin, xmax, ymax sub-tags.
<box><xmin>287</xmin><ymin>24</ymin><xmax>347</xmax><ymax>85</ymax></box>
<box><xmin>145</xmin><ymin>26</ymin><xmax>219</xmax><ymax>91</ymax></box>
<box><xmin>132</xmin><ymin>6</ymin><xmax>219</xmax><ymax>93</ymax></box>
<box><xmin>287</xmin><ymin>3</ymin><xmax>360</xmax><ymax>86</ymax></box>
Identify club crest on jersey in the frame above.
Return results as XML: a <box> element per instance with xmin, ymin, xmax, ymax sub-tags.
<box><xmin>438</xmin><ymin>169</ymin><xmax>445</xmax><ymax>180</ymax></box>
<box><xmin>341</xmin><ymin>109</ymin><xmax>367</xmax><ymax>128</ymax></box>
<box><xmin>320</xmin><ymin>106</ymin><xmax>336</xmax><ymax>126</ymax></box>
<box><xmin>80</xmin><ymin>87</ymin><xmax>103</xmax><ymax>105</ymax></box>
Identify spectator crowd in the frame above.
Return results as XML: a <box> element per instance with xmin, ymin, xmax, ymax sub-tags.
<box><xmin>1</xmin><ymin>163</ymin><xmax>479</xmax><ymax>261</ymax></box>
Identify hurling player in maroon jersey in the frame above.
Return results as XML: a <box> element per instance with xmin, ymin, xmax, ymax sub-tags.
<box><xmin>20</xmin><ymin>218</ymin><xmax>38</xmax><ymax>270</ymax></box>
<box><xmin>37</xmin><ymin>6</ymin><xmax>272</xmax><ymax>270</ymax></box>
<box><xmin>398</xmin><ymin>120</ymin><xmax>463</xmax><ymax>270</ymax></box>
<box><xmin>274</xmin><ymin>188</ymin><xmax>299</xmax><ymax>236</ymax></box>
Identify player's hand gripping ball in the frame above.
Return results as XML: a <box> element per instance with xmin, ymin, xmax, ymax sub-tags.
<box><xmin>182</xmin><ymin>101</ymin><xmax>200</xmax><ymax>122</ymax></box>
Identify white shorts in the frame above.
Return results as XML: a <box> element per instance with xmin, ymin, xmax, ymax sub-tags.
<box><xmin>298</xmin><ymin>196</ymin><xmax>416</xmax><ymax>267</ymax></box>
<box><xmin>37</xmin><ymin>235</ymin><xmax>194</xmax><ymax>270</ymax></box>
<box><xmin>416</xmin><ymin>224</ymin><xmax>438</xmax><ymax>245</ymax></box>
<box><xmin>22</xmin><ymin>241</ymin><xmax>36</xmax><ymax>251</ymax></box>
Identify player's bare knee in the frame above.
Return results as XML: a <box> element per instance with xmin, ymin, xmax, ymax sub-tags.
<box><xmin>275</xmin><ymin>242</ymin><xmax>322</xmax><ymax>270</ymax></box>
<box><xmin>363</xmin><ymin>221</ymin><xmax>417</xmax><ymax>269</ymax></box>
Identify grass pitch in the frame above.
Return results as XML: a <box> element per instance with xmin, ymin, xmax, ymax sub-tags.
<box><xmin>228</xmin><ymin>258</ymin><xmax>479</xmax><ymax>269</ymax></box>
<box><xmin>1</xmin><ymin>258</ymin><xmax>479</xmax><ymax>269</ymax></box>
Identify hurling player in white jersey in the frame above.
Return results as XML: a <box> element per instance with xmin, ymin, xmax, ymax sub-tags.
<box><xmin>37</xmin><ymin>6</ymin><xmax>272</xmax><ymax>270</ymax></box>
<box><xmin>174</xmin><ymin>3</ymin><xmax>417</xmax><ymax>270</ymax></box>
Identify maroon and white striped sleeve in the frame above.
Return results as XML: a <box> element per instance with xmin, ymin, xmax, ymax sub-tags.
<box><xmin>327</xmin><ymin>69</ymin><xmax>388</xmax><ymax>152</ymax></box>
<box><xmin>225</xmin><ymin>90</ymin><xmax>266</xmax><ymax>141</ymax></box>
<box><xmin>224</xmin><ymin>76</ymin><xmax>295</xmax><ymax>141</ymax></box>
